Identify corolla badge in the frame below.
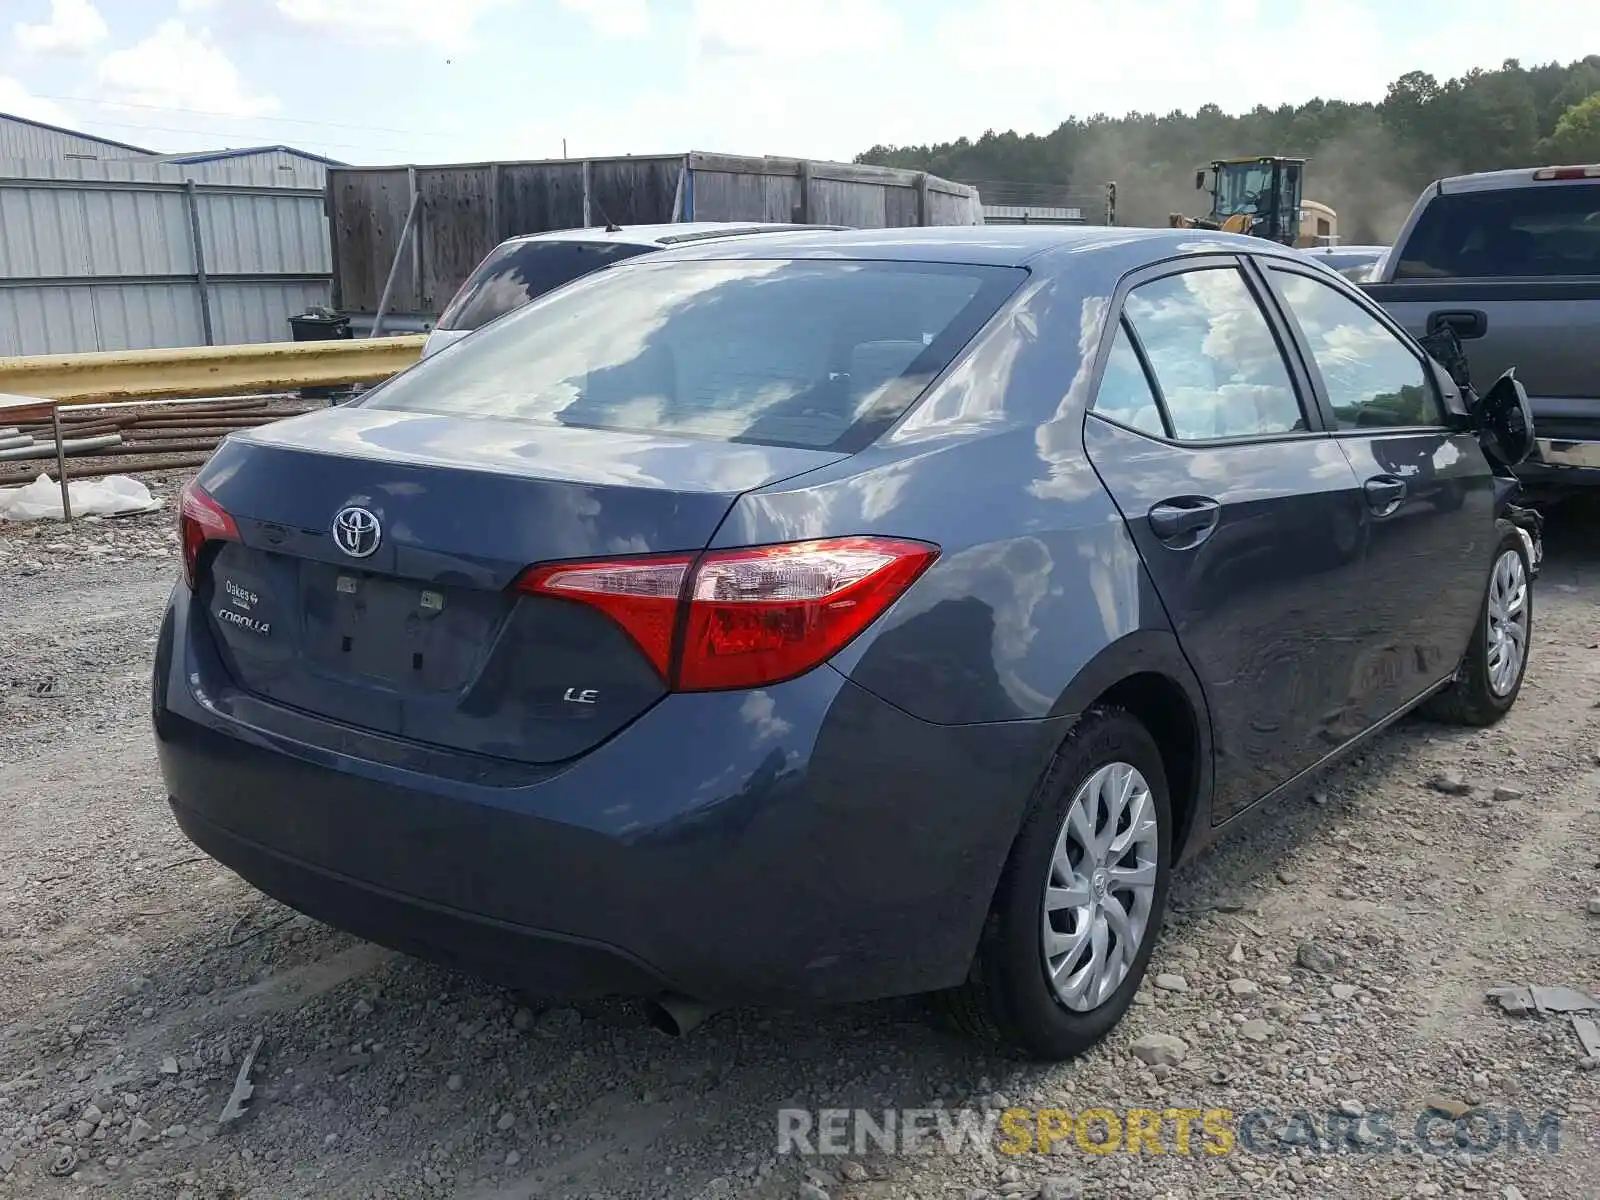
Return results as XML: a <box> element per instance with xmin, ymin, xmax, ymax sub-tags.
<box><xmin>331</xmin><ymin>505</ymin><xmax>382</xmax><ymax>558</ymax></box>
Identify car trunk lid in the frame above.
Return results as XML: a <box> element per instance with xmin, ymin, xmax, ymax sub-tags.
<box><xmin>192</xmin><ymin>406</ymin><xmax>844</xmax><ymax>764</ymax></box>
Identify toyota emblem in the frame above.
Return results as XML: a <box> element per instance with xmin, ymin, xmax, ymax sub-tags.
<box><xmin>331</xmin><ymin>506</ymin><xmax>381</xmax><ymax>558</ymax></box>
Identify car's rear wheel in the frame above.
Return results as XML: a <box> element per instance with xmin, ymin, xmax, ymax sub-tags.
<box><xmin>1423</xmin><ymin>521</ymin><xmax>1531</xmax><ymax>727</ymax></box>
<box><xmin>934</xmin><ymin>708</ymin><xmax>1172</xmax><ymax>1060</ymax></box>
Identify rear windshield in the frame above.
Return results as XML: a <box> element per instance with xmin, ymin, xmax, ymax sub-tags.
<box><xmin>436</xmin><ymin>239</ymin><xmax>657</xmax><ymax>331</ymax></box>
<box><xmin>367</xmin><ymin>259</ymin><xmax>1025</xmax><ymax>451</ymax></box>
<box><xmin>1393</xmin><ymin>181</ymin><xmax>1600</xmax><ymax>279</ymax></box>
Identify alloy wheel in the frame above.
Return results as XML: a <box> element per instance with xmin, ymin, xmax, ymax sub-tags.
<box><xmin>1040</xmin><ymin>762</ymin><xmax>1160</xmax><ymax>1011</ymax></box>
<box><xmin>1486</xmin><ymin>548</ymin><xmax>1528</xmax><ymax>697</ymax></box>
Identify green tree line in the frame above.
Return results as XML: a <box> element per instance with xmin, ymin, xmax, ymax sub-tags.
<box><xmin>857</xmin><ymin>57</ymin><xmax>1600</xmax><ymax>243</ymax></box>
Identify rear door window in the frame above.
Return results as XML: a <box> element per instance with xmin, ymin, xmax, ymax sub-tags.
<box><xmin>436</xmin><ymin>240</ymin><xmax>657</xmax><ymax>331</ymax></box>
<box><xmin>368</xmin><ymin>259</ymin><xmax>1025</xmax><ymax>452</ymax></box>
<box><xmin>1393</xmin><ymin>182</ymin><xmax>1600</xmax><ymax>279</ymax></box>
<box><xmin>1120</xmin><ymin>267</ymin><xmax>1307</xmax><ymax>440</ymax></box>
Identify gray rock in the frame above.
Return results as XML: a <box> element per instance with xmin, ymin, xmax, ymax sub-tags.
<box><xmin>1130</xmin><ymin>1032</ymin><xmax>1188</xmax><ymax>1066</ymax></box>
<box><xmin>1039</xmin><ymin>1178</ymin><xmax>1081</xmax><ymax>1200</ymax></box>
<box><xmin>840</xmin><ymin>1160</ymin><xmax>868</xmax><ymax>1182</ymax></box>
<box><xmin>1330</xmin><ymin>984</ymin><xmax>1359</xmax><ymax>1001</ymax></box>
<box><xmin>159</xmin><ymin>1056</ymin><xmax>179</xmax><ymax>1076</ymax></box>
<box><xmin>1240</xmin><ymin>1019</ymin><xmax>1273</xmax><ymax>1042</ymax></box>
<box><xmin>798</xmin><ymin>1184</ymin><xmax>830</xmax><ymax>1200</ymax></box>
<box><xmin>1228</xmin><ymin>940</ymin><xmax>1246</xmax><ymax>964</ymax></box>
<box><xmin>128</xmin><ymin>1116</ymin><xmax>153</xmax><ymax>1143</ymax></box>
<box><xmin>511</xmin><ymin>1007</ymin><xmax>534</xmax><ymax>1032</ymax></box>
<box><xmin>535</xmin><ymin>1007</ymin><xmax>582</xmax><ymax>1036</ymax></box>
<box><xmin>352</xmin><ymin>998</ymin><xmax>374</xmax><ymax>1018</ymax></box>
<box><xmin>445</xmin><ymin>1074</ymin><xmax>464</xmax><ymax>1092</ymax></box>
<box><xmin>1296</xmin><ymin>942</ymin><xmax>1338</xmax><ymax>974</ymax></box>
<box><xmin>1338</xmin><ymin>1099</ymin><xmax>1363</xmax><ymax>1117</ymax></box>
<box><xmin>505</xmin><ymin>1150</ymin><xmax>521</xmax><ymax>1166</ymax></box>
<box><xmin>1153</xmin><ymin>973</ymin><xmax>1188</xmax><ymax>992</ymax></box>
<box><xmin>1492</xmin><ymin>786</ymin><xmax>1524</xmax><ymax>803</ymax></box>
<box><xmin>1427</xmin><ymin>772</ymin><xmax>1472</xmax><ymax>796</ymax></box>
<box><xmin>496</xmin><ymin>1111</ymin><xmax>515</xmax><ymax>1131</ymax></box>
<box><xmin>1228</xmin><ymin>978</ymin><xmax>1260</xmax><ymax>996</ymax></box>
<box><xmin>1587</xmin><ymin>897</ymin><xmax>1600</xmax><ymax>916</ymax></box>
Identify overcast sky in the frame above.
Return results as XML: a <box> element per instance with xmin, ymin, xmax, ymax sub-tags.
<box><xmin>3</xmin><ymin>0</ymin><xmax>1597</xmax><ymax>166</ymax></box>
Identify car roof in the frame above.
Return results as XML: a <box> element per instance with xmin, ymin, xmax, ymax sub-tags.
<box><xmin>497</xmin><ymin>221</ymin><xmax>840</xmax><ymax>250</ymax></box>
<box><xmin>634</xmin><ymin>224</ymin><xmax>1319</xmax><ymax>272</ymax></box>
<box><xmin>1434</xmin><ymin>165</ymin><xmax>1600</xmax><ymax>195</ymax></box>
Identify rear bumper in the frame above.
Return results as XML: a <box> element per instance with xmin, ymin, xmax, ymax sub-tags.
<box><xmin>153</xmin><ymin>587</ymin><xmax>1065</xmax><ymax>1004</ymax></box>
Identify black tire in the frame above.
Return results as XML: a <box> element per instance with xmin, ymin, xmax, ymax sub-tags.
<box><xmin>933</xmin><ymin>707</ymin><xmax>1173</xmax><ymax>1061</ymax></box>
<box><xmin>1422</xmin><ymin>521</ymin><xmax>1532</xmax><ymax>727</ymax></box>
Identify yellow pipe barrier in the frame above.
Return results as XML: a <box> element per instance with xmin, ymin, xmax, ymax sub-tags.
<box><xmin>0</xmin><ymin>336</ymin><xmax>426</xmax><ymax>405</ymax></box>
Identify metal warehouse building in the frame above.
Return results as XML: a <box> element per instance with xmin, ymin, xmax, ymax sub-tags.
<box><xmin>0</xmin><ymin>112</ymin><xmax>339</xmax><ymax>357</ymax></box>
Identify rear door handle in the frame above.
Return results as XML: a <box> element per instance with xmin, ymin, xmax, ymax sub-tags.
<box><xmin>1148</xmin><ymin>497</ymin><xmax>1221</xmax><ymax>544</ymax></box>
<box><xmin>1427</xmin><ymin>309</ymin><xmax>1487</xmax><ymax>339</ymax></box>
<box><xmin>1364</xmin><ymin>475</ymin><xmax>1407</xmax><ymax>515</ymax></box>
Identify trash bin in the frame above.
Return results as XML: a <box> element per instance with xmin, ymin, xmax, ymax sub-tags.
<box><xmin>287</xmin><ymin>307</ymin><xmax>353</xmax><ymax>401</ymax></box>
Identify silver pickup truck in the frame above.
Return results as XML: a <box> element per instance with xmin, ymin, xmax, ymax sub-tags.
<box><xmin>1362</xmin><ymin>164</ymin><xmax>1600</xmax><ymax>495</ymax></box>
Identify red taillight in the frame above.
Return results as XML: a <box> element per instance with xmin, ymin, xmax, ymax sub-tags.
<box><xmin>517</xmin><ymin>536</ymin><xmax>939</xmax><ymax>692</ymax></box>
<box><xmin>1532</xmin><ymin>165</ymin><xmax>1600</xmax><ymax>180</ymax></box>
<box><xmin>677</xmin><ymin>538</ymin><xmax>938</xmax><ymax>690</ymax></box>
<box><xmin>518</xmin><ymin>554</ymin><xmax>693</xmax><ymax>679</ymax></box>
<box><xmin>178</xmin><ymin>481</ymin><xmax>240</xmax><ymax>589</ymax></box>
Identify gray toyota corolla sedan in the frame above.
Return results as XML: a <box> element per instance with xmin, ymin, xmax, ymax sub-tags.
<box><xmin>153</xmin><ymin>226</ymin><xmax>1536</xmax><ymax>1060</ymax></box>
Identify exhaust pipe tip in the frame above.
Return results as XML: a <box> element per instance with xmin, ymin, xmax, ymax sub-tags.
<box><xmin>643</xmin><ymin>993</ymin><xmax>717</xmax><ymax>1037</ymax></box>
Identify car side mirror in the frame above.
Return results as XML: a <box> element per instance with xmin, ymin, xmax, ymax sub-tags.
<box><xmin>1477</xmin><ymin>368</ymin><xmax>1536</xmax><ymax>468</ymax></box>
<box><xmin>1195</xmin><ymin>170</ymin><xmax>1206</xmax><ymax>190</ymax></box>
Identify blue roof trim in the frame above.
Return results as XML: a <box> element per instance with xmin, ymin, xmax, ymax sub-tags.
<box><xmin>0</xmin><ymin>110</ymin><xmax>155</xmax><ymax>155</ymax></box>
<box><xmin>152</xmin><ymin>145</ymin><xmax>348</xmax><ymax>168</ymax></box>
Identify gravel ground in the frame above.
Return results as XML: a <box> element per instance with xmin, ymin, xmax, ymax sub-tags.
<box><xmin>0</xmin><ymin>483</ymin><xmax>1596</xmax><ymax>1200</ymax></box>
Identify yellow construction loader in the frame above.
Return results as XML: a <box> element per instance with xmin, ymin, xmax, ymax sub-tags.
<box><xmin>1169</xmin><ymin>156</ymin><xmax>1336</xmax><ymax>247</ymax></box>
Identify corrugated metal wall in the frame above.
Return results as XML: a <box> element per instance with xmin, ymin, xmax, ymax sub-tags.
<box><xmin>0</xmin><ymin>157</ymin><xmax>330</xmax><ymax>356</ymax></box>
<box><xmin>0</xmin><ymin>115</ymin><xmax>150</xmax><ymax>162</ymax></box>
<box><xmin>145</xmin><ymin>149</ymin><xmax>331</xmax><ymax>191</ymax></box>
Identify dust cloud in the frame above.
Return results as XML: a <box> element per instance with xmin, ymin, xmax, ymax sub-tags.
<box><xmin>1080</xmin><ymin>125</ymin><xmax>1427</xmax><ymax>246</ymax></box>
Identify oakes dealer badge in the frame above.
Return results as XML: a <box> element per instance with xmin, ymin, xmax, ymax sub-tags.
<box><xmin>217</xmin><ymin>577</ymin><xmax>271</xmax><ymax>637</ymax></box>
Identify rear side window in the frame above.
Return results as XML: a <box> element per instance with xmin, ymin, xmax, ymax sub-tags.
<box><xmin>1268</xmin><ymin>267</ymin><xmax>1443</xmax><ymax>429</ymax></box>
<box><xmin>1091</xmin><ymin>322</ymin><xmax>1166</xmax><ymax>437</ymax></box>
<box><xmin>1121</xmin><ymin>267</ymin><xmax>1306</xmax><ymax>440</ymax></box>
<box><xmin>436</xmin><ymin>240</ymin><xmax>656</xmax><ymax>331</ymax></box>
<box><xmin>368</xmin><ymin>259</ymin><xmax>1025</xmax><ymax>451</ymax></box>
<box><xmin>1393</xmin><ymin>182</ymin><xmax>1600</xmax><ymax>279</ymax></box>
